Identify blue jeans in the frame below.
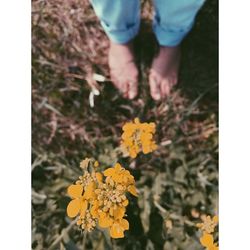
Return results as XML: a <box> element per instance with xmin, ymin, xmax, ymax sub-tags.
<box><xmin>90</xmin><ymin>0</ymin><xmax>205</xmax><ymax>46</ymax></box>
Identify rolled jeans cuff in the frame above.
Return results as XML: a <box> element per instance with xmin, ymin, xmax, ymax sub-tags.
<box><xmin>100</xmin><ymin>20</ymin><xmax>140</xmax><ymax>44</ymax></box>
<box><xmin>153</xmin><ymin>21</ymin><xmax>194</xmax><ymax>47</ymax></box>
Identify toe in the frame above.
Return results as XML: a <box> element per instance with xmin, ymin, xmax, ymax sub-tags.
<box><xmin>161</xmin><ymin>79</ymin><xmax>171</xmax><ymax>98</ymax></box>
<box><xmin>120</xmin><ymin>80</ymin><xmax>129</xmax><ymax>98</ymax></box>
<box><xmin>171</xmin><ymin>74</ymin><xmax>178</xmax><ymax>86</ymax></box>
<box><xmin>110</xmin><ymin>60</ymin><xmax>138</xmax><ymax>99</ymax></box>
<box><xmin>128</xmin><ymin>81</ymin><xmax>138</xmax><ymax>99</ymax></box>
<box><xmin>111</xmin><ymin>72</ymin><xmax>128</xmax><ymax>97</ymax></box>
<box><xmin>149</xmin><ymin>75</ymin><xmax>161</xmax><ymax>100</ymax></box>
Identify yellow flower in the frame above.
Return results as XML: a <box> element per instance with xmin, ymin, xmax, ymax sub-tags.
<box><xmin>83</xmin><ymin>181</ymin><xmax>96</xmax><ymax>200</ymax></box>
<box><xmin>76</xmin><ymin>210</ymin><xmax>97</xmax><ymax>232</ymax></box>
<box><xmin>127</xmin><ymin>184</ymin><xmax>138</xmax><ymax>197</ymax></box>
<box><xmin>76</xmin><ymin>171</ymin><xmax>93</xmax><ymax>186</ymax></box>
<box><xmin>121</xmin><ymin>118</ymin><xmax>157</xmax><ymax>158</ymax></box>
<box><xmin>104</xmin><ymin>163</ymin><xmax>134</xmax><ymax>185</ymax></box>
<box><xmin>67</xmin><ymin>184</ymin><xmax>88</xmax><ymax>218</ymax></box>
<box><xmin>95</xmin><ymin>172</ymin><xmax>103</xmax><ymax>183</ymax></box>
<box><xmin>197</xmin><ymin>215</ymin><xmax>218</xmax><ymax>234</ymax></box>
<box><xmin>90</xmin><ymin>200</ymin><xmax>100</xmax><ymax>218</ymax></box>
<box><xmin>109</xmin><ymin>218</ymin><xmax>129</xmax><ymax>238</ymax></box>
<box><xmin>113</xmin><ymin>206</ymin><xmax>126</xmax><ymax>219</ymax></box>
<box><xmin>104</xmin><ymin>163</ymin><xmax>138</xmax><ymax>197</ymax></box>
<box><xmin>66</xmin><ymin>158</ymin><xmax>137</xmax><ymax>238</ymax></box>
<box><xmin>200</xmin><ymin>233</ymin><xmax>219</xmax><ymax>250</ymax></box>
<box><xmin>98</xmin><ymin>211</ymin><xmax>114</xmax><ymax>228</ymax></box>
<box><xmin>98</xmin><ymin>210</ymin><xmax>129</xmax><ymax>238</ymax></box>
<box><xmin>94</xmin><ymin>182</ymin><xmax>128</xmax><ymax>219</ymax></box>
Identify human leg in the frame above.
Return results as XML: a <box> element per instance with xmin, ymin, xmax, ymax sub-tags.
<box><xmin>149</xmin><ymin>0</ymin><xmax>205</xmax><ymax>100</ymax></box>
<box><xmin>90</xmin><ymin>0</ymin><xmax>140</xmax><ymax>99</ymax></box>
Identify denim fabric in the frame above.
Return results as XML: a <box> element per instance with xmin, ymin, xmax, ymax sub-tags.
<box><xmin>90</xmin><ymin>0</ymin><xmax>205</xmax><ymax>46</ymax></box>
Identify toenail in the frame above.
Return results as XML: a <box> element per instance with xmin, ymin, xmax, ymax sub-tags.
<box><xmin>129</xmin><ymin>92</ymin><xmax>136</xmax><ymax>99</ymax></box>
<box><xmin>154</xmin><ymin>94</ymin><xmax>161</xmax><ymax>100</ymax></box>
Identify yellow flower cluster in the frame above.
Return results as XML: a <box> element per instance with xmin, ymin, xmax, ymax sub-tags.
<box><xmin>196</xmin><ymin>215</ymin><xmax>219</xmax><ymax>250</ymax></box>
<box><xmin>121</xmin><ymin>118</ymin><xmax>157</xmax><ymax>158</ymax></box>
<box><xmin>66</xmin><ymin>159</ymin><xmax>137</xmax><ymax>238</ymax></box>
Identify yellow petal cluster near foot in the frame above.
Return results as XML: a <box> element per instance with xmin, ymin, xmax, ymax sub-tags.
<box><xmin>121</xmin><ymin>118</ymin><xmax>157</xmax><ymax>158</ymax></box>
<box><xmin>66</xmin><ymin>158</ymin><xmax>137</xmax><ymax>238</ymax></box>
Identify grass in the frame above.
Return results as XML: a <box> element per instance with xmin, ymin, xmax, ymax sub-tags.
<box><xmin>32</xmin><ymin>0</ymin><xmax>218</xmax><ymax>249</ymax></box>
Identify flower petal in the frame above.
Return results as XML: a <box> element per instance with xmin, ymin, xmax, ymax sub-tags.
<box><xmin>90</xmin><ymin>201</ymin><xmax>99</xmax><ymax>218</ymax></box>
<box><xmin>122</xmin><ymin>199</ymin><xmax>129</xmax><ymax>207</ymax></box>
<box><xmin>142</xmin><ymin>144</ymin><xmax>151</xmax><ymax>154</ymax></box>
<box><xmin>128</xmin><ymin>185</ymin><xmax>138</xmax><ymax>196</ymax></box>
<box><xmin>83</xmin><ymin>181</ymin><xmax>95</xmax><ymax>200</ymax></box>
<box><xmin>114</xmin><ymin>163</ymin><xmax>122</xmax><ymax>171</ymax></box>
<box><xmin>67</xmin><ymin>184</ymin><xmax>83</xmax><ymax>198</ymax></box>
<box><xmin>79</xmin><ymin>200</ymin><xmax>88</xmax><ymax>217</ymax></box>
<box><xmin>103</xmin><ymin>168</ymin><xmax>115</xmax><ymax>177</ymax></box>
<box><xmin>120</xmin><ymin>218</ymin><xmax>129</xmax><ymax>230</ymax></box>
<box><xmin>98</xmin><ymin>212</ymin><xmax>113</xmax><ymax>228</ymax></box>
<box><xmin>213</xmin><ymin>215</ymin><xmax>219</xmax><ymax>224</ymax></box>
<box><xmin>67</xmin><ymin>199</ymin><xmax>81</xmax><ymax>218</ymax></box>
<box><xmin>122</xmin><ymin>131</ymin><xmax>133</xmax><ymax>140</ymax></box>
<box><xmin>141</xmin><ymin>132</ymin><xmax>153</xmax><ymax>142</ymax></box>
<box><xmin>200</xmin><ymin>233</ymin><xmax>214</xmax><ymax>247</ymax></box>
<box><xmin>113</xmin><ymin>173</ymin><xmax>123</xmax><ymax>183</ymax></box>
<box><xmin>95</xmin><ymin>172</ymin><xmax>103</xmax><ymax>183</ymax></box>
<box><xmin>110</xmin><ymin>222</ymin><xmax>125</xmax><ymax>238</ymax></box>
<box><xmin>94</xmin><ymin>161</ymin><xmax>99</xmax><ymax>167</ymax></box>
<box><xmin>113</xmin><ymin>206</ymin><xmax>125</xmax><ymax>219</ymax></box>
<box><xmin>129</xmin><ymin>149</ymin><xmax>137</xmax><ymax>158</ymax></box>
<box><xmin>122</xmin><ymin>123</ymin><xmax>135</xmax><ymax>131</ymax></box>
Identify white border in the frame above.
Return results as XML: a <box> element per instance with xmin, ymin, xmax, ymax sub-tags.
<box><xmin>220</xmin><ymin>0</ymin><xmax>250</xmax><ymax>249</ymax></box>
<box><xmin>0</xmin><ymin>0</ymin><xmax>31</xmax><ymax>249</ymax></box>
<box><xmin>1</xmin><ymin>0</ymin><xmax>250</xmax><ymax>249</ymax></box>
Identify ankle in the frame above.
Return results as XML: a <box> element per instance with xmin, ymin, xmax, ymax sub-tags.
<box><xmin>110</xmin><ymin>40</ymin><xmax>134</xmax><ymax>51</ymax></box>
<box><xmin>109</xmin><ymin>40</ymin><xmax>135</xmax><ymax>65</ymax></box>
<box><xmin>158</xmin><ymin>45</ymin><xmax>180</xmax><ymax>55</ymax></box>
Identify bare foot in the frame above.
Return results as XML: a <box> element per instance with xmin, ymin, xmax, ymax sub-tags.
<box><xmin>149</xmin><ymin>46</ymin><xmax>181</xmax><ymax>100</ymax></box>
<box><xmin>109</xmin><ymin>41</ymin><xmax>139</xmax><ymax>99</ymax></box>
